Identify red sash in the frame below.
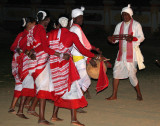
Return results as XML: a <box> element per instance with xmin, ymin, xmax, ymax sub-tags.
<box><xmin>72</xmin><ymin>24</ymin><xmax>92</xmax><ymax>50</ymax></box>
<box><xmin>117</xmin><ymin>18</ymin><xmax>133</xmax><ymax>62</ymax></box>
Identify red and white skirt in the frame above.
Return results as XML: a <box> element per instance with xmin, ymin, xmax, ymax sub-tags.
<box><xmin>32</xmin><ymin>51</ymin><xmax>53</xmax><ymax>99</ymax></box>
<box><xmin>20</xmin><ymin>54</ymin><xmax>35</xmax><ymax>97</ymax></box>
<box><xmin>12</xmin><ymin>53</ymin><xmax>22</xmax><ymax>98</ymax></box>
<box><xmin>54</xmin><ymin>80</ymin><xmax>88</xmax><ymax>109</ymax></box>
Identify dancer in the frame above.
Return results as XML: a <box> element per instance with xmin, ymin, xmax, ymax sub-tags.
<box><xmin>9</xmin><ymin>17</ymin><xmax>36</xmax><ymax>114</ymax></box>
<box><xmin>15</xmin><ymin>17</ymin><xmax>38</xmax><ymax>119</ymax></box>
<box><xmin>106</xmin><ymin>4</ymin><xmax>145</xmax><ymax>101</ymax></box>
<box><xmin>48</xmin><ymin>17</ymin><xmax>100</xmax><ymax>126</ymax></box>
<box><xmin>70</xmin><ymin>7</ymin><xmax>101</xmax><ymax>102</ymax></box>
<box><xmin>25</xmin><ymin>10</ymin><xmax>70</xmax><ymax>125</ymax></box>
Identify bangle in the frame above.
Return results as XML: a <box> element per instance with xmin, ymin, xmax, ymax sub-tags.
<box><xmin>95</xmin><ymin>55</ymin><xmax>100</xmax><ymax>60</ymax></box>
<box><xmin>60</xmin><ymin>53</ymin><xmax>64</xmax><ymax>59</ymax></box>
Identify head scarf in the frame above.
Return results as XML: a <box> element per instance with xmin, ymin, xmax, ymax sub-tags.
<box><xmin>58</xmin><ymin>17</ymin><xmax>68</xmax><ymax>28</ymax></box>
<box><xmin>121</xmin><ymin>4</ymin><xmax>133</xmax><ymax>17</ymax></box>
<box><xmin>71</xmin><ymin>6</ymin><xmax>85</xmax><ymax>18</ymax></box>
<box><xmin>22</xmin><ymin>18</ymin><xmax>26</xmax><ymax>27</ymax></box>
<box><xmin>70</xmin><ymin>6</ymin><xmax>85</xmax><ymax>27</ymax></box>
<box><xmin>36</xmin><ymin>10</ymin><xmax>47</xmax><ymax>22</ymax></box>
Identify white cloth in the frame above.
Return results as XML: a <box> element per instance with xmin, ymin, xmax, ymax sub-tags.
<box><xmin>22</xmin><ymin>74</ymin><xmax>34</xmax><ymax>90</ymax></box>
<box><xmin>113</xmin><ymin>19</ymin><xmax>145</xmax><ymax>86</ymax></box>
<box><xmin>14</xmin><ymin>84</ymin><xmax>22</xmax><ymax>91</ymax></box>
<box><xmin>58</xmin><ymin>17</ymin><xmax>68</xmax><ymax>28</ymax></box>
<box><xmin>71</xmin><ymin>6</ymin><xmax>85</xmax><ymax>18</ymax></box>
<box><xmin>70</xmin><ymin>6</ymin><xmax>85</xmax><ymax>27</ymax></box>
<box><xmin>35</xmin><ymin>62</ymin><xmax>54</xmax><ymax>93</ymax></box>
<box><xmin>70</xmin><ymin>25</ymin><xmax>91</xmax><ymax>92</ymax></box>
<box><xmin>121</xmin><ymin>4</ymin><xmax>133</xmax><ymax>17</ymax></box>
<box><xmin>113</xmin><ymin>61</ymin><xmax>138</xmax><ymax>86</ymax></box>
<box><xmin>62</xmin><ymin>80</ymin><xmax>83</xmax><ymax>100</ymax></box>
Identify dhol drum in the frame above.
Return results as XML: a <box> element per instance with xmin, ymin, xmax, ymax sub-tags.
<box><xmin>86</xmin><ymin>60</ymin><xmax>107</xmax><ymax>79</ymax></box>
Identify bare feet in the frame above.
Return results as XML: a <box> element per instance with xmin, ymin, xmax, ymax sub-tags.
<box><xmin>8</xmin><ymin>108</ymin><xmax>16</xmax><ymax>114</ymax></box>
<box><xmin>71</xmin><ymin>120</ymin><xmax>85</xmax><ymax>126</ymax></box>
<box><xmin>38</xmin><ymin>120</ymin><xmax>53</xmax><ymax>125</ymax></box>
<box><xmin>27</xmin><ymin>110</ymin><xmax>39</xmax><ymax>117</ymax></box>
<box><xmin>106</xmin><ymin>95</ymin><xmax>117</xmax><ymax>100</ymax></box>
<box><xmin>16</xmin><ymin>113</ymin><xmax>29</xmax><ymax>119</ymax></box>
<box><xmin>50</xmin><ymin>117</ymin><xmax>63</xmax><ymax>122</ymax></box>
<box><xmin>137</xmin><ymin>95</ymin><xmax>143</xmax><ymax>101</ymax></box>
<box><xmin>76</xmin><ymin>108</ymin><xmax>87</xmax><ymax>113</ymax></box>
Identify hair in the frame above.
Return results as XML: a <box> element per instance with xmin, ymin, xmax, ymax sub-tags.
<box><xmin>36</xmin><ymin>10</ymin><xmax>50</xmax><ymax>22</ymax></box>
<box><xmin>21</xmin><ymin>17</ymin><xmax>36</xmax><ymax>27</ymax></box>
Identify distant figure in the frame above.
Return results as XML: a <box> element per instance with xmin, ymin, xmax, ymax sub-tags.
<box><xmin>155</xmin><ymin>59</ymin><xmax>160</xmax><ymax>67</ymax></box>
<box><xmin>107</xmin><ymin>4</ymin><xmax>145</xmax><ymax>101</ymax></box>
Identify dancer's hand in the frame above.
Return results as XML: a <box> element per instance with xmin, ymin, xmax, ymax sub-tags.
<box><xmin>15</xmin><ymin>48</ymin><xmax>22</xmax><ymax>54</ymax></box>
<box><xmin>28</xmin><ymin>49</ymin><xmax>36</xmax><ymax>60</ymax></box>
<box><xmin>62</xmin><ymin>53</ymin><xmax>70</xmax><ymax>60</ymax></box>
<box><xmin>89</xmin><ymin>58</ymin><xmax>97</xmax><ymax>67</ymax></box>
<box><xmin>30</xmin><ymin>53</ymin><xmax>36</xmax><ymax>60</ymax></box>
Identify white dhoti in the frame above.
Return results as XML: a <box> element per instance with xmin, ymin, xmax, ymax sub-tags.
<box><xmin>77</xmin><ymin>68</ymin><xmax>91</xmax><ymax>92</ymax></box>
<box><xmin>113</xmin><ymin>61</ymin><xmax>138</xmax><ymax>86</ymax></box>
<box><xmin>73</xmin><ymin>58</ymin><xmax>91</xmax><ymax>92</ymax></box>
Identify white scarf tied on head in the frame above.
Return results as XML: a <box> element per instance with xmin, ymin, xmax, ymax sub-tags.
<box><xmin>70</xmin><ymin>6</ymin><xmax>85</xmax><ymax>27</ymax></box>
<box><xmin>36</xmin><ymin>11</ymin><xmax>47</xmax><ymax>22</ymax></box>
<box><xmin>58</xmin><ymin>17</ymin><xmax>68</xmax><ymax>28</ymax></box>
<box><xmin>121</xmin><ymin>4</ymin><xmax>133</xmax><ymax>17</ymax></box>
<box><xmin>22</xmin><ymin>18</ymin><xmax>26</xmax><ymax>27</ymax></box>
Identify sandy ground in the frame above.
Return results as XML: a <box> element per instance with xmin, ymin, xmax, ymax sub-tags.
<box><xmin>0</xmin><ymin>29</ymin><xmax>160</xmax><ymax>126</ymax></box>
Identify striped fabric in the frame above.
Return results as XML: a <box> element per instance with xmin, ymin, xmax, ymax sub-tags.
<box><xmin>12</xmin><ymin>53</ymin><xmax>22</xmax><ymax>85</ymax></box>
<box><xmin>49</xmin><ymin>29</ymin><xmax>72</xmax><ymax>96</ymax></box>
<box><xmin>33</xmin><ymin>51</ymin><xmax>49</xmax><ymax>80</ymax></box>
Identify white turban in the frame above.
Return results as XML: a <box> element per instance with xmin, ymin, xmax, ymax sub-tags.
<box><xmin>71</xmin><ymin>6</ymin><xmax>85</xmax><ymax>18</ymax></box>
<box><xmin>70</xmin><ymin>6</ymin><xmax>85</xmax><ymax>27</ymax></box>
<box><xmin>58</xmin><ymin>17</ymin><xmax>68</xmax><ymax>28</ymax></box>
<box><xmin>121</xmin><ymin>4</ymin><xmax>133</xmax><ymax>17</ymax></box>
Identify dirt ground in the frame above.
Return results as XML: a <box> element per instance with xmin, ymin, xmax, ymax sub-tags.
<box><xmin>0</xmin><ymin>28</ymin><xmax>160</xmax><ymax>126</ymax></box>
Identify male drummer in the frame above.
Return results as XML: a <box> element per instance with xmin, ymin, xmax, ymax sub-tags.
<box><xmin>70</xmin><ymin>6</ymin><xmax>101</xmax><ymax>109</ymax></box>
<box><xmin>106</xmin><ymin>4</ymin><xmax>145</xmax><ymax>101</ymax></box>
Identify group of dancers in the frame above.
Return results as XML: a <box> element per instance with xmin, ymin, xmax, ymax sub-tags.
<box><xmin>8</xmin><ymin>4</ymin><xmax>145</xmax><ymax>126</ymax></box>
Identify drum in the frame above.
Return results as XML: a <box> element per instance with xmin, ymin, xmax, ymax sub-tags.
<box><xmin>86</xmin><ymin>60</ymin><xmax>107</xmax><ymax>79</ymax></box>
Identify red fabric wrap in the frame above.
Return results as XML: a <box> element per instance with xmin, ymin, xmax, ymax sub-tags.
<box><xmin>54</xmin><ymin>96</ymin><xmax>88</xmax><ymax>109</ymax></box>
<box><xmin>21</xmin><ymin>88</ymin><xmax>35</xmax><ymax>97</ymax></box>
<box><xmin>68</xmin><ymin>58</ymin><xmax>80</xmax><ymax>91</ymax></box>
<box><xmin>14</xmin><ymin>90</ymin><xmax>21</xmax><ymax>98</ymax></box>
<box><xmin>117</xmin><ymin>18</ymin><xmax>133</xmax><ymax>62</ymax></box>
<box><xmin>96</xmin><ymin>61</ymin><xmax>109</xmax><ymax>92</ymax></box>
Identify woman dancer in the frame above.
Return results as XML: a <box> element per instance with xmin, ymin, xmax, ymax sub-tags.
<box><xmin>48</xmin><ymin>18</ymin><xmax>100</xmax><ymax>126</ymax></box>
<box><xmin>9</xmin><ymin>17</ymin><xmax>36</xmax><ymax>115</ymax></box>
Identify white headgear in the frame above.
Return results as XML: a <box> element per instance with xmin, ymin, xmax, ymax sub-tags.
<box><xmin>22</xmin><ymin>18</ymin><xmax>26</xmax><ymax>27</ymax></box>
<box><xmin>71</xmin><ymin>6</ymin><xmax>85</xmax><ymax>18</ymax></box>
<box><xmin>121</xmin><ymin>4</ymin><xmax>133</xmax><ymax>17</ymax></box>
<box><xmin>58</xmin><ymin>17</ymin><xmax>68</xmax><ymax>28</ymax></box>
<box><xmin>70</xmin><ymin>6</ymin><xmax>85</xmax><ymax>27</ymax></box>
<box><xmin>37</xmin><ymin>10</ymin><xmax>47</xmax><ymax>22</ymax></box>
